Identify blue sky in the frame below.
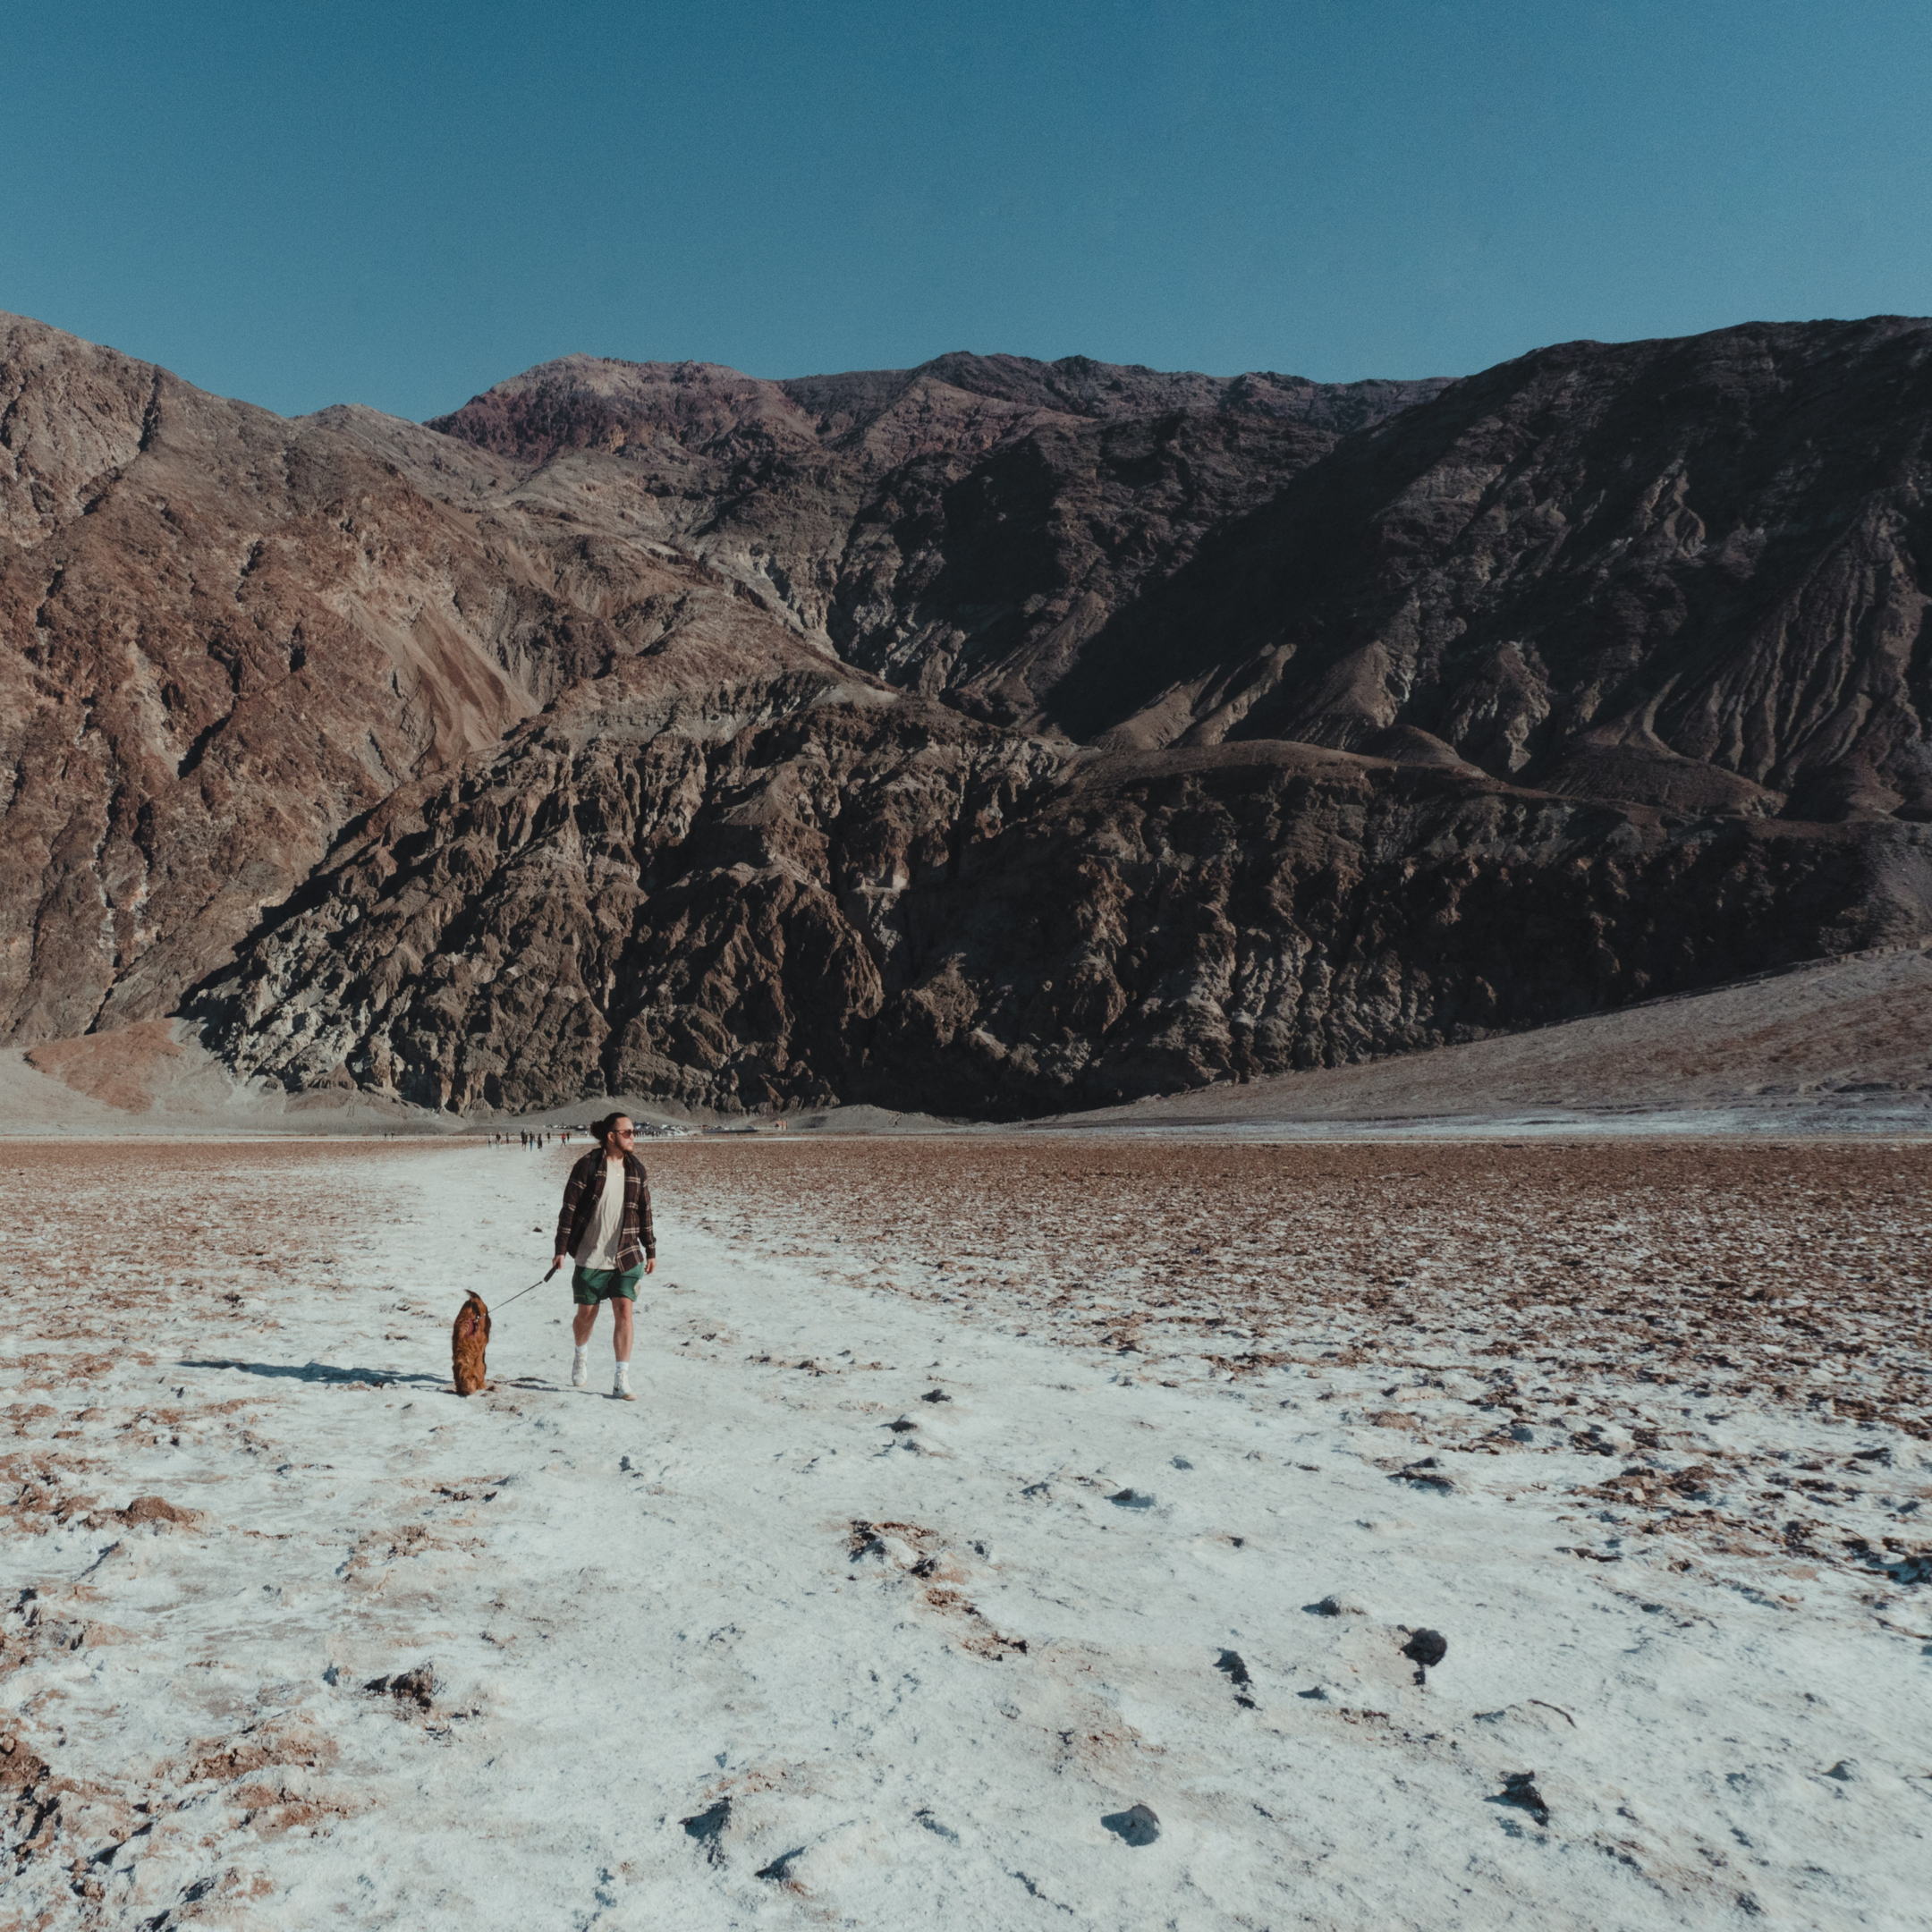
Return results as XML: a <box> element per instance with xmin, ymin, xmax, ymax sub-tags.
<box><xmin>4</xmin><ymin>2</ymin><xmax>1930</xmax><ymax>419</ymax></box>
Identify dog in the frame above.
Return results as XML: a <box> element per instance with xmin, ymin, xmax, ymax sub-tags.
<box><xmin>452</xmin><ymin>1292</ymin><xmax>491</xmax><ymax>1395</ymax></box>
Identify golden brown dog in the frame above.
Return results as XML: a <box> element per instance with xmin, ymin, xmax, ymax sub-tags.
<box><xmin>452</xmin><ymin>1292</ymin><xmax>491</xmax><ymax>1395</ymax></box>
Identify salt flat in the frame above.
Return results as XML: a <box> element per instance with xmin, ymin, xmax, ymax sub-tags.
<box><xmin>3</xmin><ymin>1138</ymin><xmax>1928</xmax><ymax>1929</ymax></box>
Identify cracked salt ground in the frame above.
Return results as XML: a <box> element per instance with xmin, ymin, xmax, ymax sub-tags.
<box><xmin>3</xmin><ymin>1140</ymin><xmax>1929</xmax><ymax>1928</ymax></box>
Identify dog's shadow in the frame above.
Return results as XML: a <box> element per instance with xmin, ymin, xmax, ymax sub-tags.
<box><xmin>179</xmin><ymin>1357</ymin><xmax>446</xmax><ymax>1389</ymax></box>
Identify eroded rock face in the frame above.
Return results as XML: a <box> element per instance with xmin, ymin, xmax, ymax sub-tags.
<box><xmin>427</xmin><ymin>322</ymin><xmax>1932</xmax><ymax>828</ymax></box>
<box><xmin>427</xmin><ymin>352</ymin><xmax>1451</xmax><ymax>726</ymax></box>
<box><xmin>0</xmin><ymin>314</ymin><xmax>815</xmax><ymax>1041</ymax></box>
<box><xmin>10</xmin><ymin>312</ymin><xmax>1932</xmax><ymax>1118</ymax></box>
<box><xmin>196</xmin><ymin>649</ymin><xmax>1932</xmax><ymax>1118</ymax></box>
<box><xmin>1036</xmin><ymin>318</ymin><xmax>1932</xmax><ymax>818</ymax></box>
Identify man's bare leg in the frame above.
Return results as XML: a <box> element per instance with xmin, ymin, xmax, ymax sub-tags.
<box><xmin>572</xmin><ymin>1300</ymin><xmax>599</xmax><ymax>1348</ymax></box>
<box><xmin>610</xmin><ymin>1298</ymin><xmax>634</xmax><ymax>1363</ymax></box>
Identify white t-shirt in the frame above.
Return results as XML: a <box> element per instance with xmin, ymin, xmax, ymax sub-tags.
<box><xmin>574</xmin><ymin>1158</ymin><xmax>627</xmax><ymax>1269</ymax></box>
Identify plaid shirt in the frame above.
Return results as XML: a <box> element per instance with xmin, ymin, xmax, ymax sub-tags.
<box><xmin>556</xmin><ymin>1149</ymin><xmax>656</xmax><ymax>1268</ymax></box>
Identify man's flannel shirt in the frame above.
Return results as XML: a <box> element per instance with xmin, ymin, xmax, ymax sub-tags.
<box><xmin>555</xmin><ymin>1149</ymin><xmax>656</xmax><ymax>1270</ymax></box>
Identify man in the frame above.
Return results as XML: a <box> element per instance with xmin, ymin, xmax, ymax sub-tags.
<box><xmin>553</xmin><ymin>1112</ymin><xmax>657</xmax><ymax>1400</ymax></box>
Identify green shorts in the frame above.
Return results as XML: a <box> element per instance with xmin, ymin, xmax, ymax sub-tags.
<box><xmin>572</xmin><ymin>1264</ymin><xmax>645</xmax><ymax>1306</ymax></box>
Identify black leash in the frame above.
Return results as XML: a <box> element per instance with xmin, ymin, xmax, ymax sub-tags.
<box><xmin>491</xmin><ymin>1264</ymin><xmax>561</xmax><ymax>1313</ymax></box>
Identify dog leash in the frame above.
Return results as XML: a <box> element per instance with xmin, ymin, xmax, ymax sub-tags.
<box><xmin>491</xmin><ymin>1263</ymin><xmax>561</xmax><ymax>1313</ymax></box>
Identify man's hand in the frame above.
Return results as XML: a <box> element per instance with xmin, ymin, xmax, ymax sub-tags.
<box><xmin>645</xmin><ymin>1258</ymin><xmax>656</xmax><ymax>1275</ymax></box>
<box><xmin>552</xmin><ymin>1254</ymin><xmax>568</xmax><ymax>1274</ymax></box>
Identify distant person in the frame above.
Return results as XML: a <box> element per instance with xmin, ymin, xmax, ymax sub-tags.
<box><xmin>553</xmin><ymin>1112</ymin><xmax>656</xmax><ymax>1400</ymax></box>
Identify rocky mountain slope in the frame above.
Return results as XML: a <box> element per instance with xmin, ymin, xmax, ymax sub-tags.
<box><xmin>0</xmin><ymin>313</ymin><xmax>812</xmax><ymax>1040</ymax></box>
<box><xmin>5</xmin><ymin>311</ymin><xmax>1932</xmax><ymax>1116</ymax></box>
<box><xmin>427</xmin><ymin>319</ymin><xmax>1932</xmax><ymax>824</ymax></box>
<box><xmin>425</xmin><ymin>352</ymin><xmax>1448</xmax><ymax>725</ymax></box>
<box><xmin>193</xmin><ymin>652</ymin><xmax>1928</xmax><ymax>1117</ymax></box>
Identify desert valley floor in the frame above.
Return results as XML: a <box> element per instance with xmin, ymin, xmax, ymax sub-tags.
<box><xmin>3</xmin><ymin>1135</ymin><xmax>1928</xmax><ymax>1929</ymax></box>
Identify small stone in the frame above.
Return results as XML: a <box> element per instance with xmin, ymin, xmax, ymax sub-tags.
<box><xmin>1108</xmin><ymin>1488</ymin><xmax>1154</xmax><ymax>1509</ymax></box>
<box><xmin>363</xmin><ymin>1661</ymin><xmax>436</xmax><ymax>1709</ymax></box>
<box><xmin>682</xmin><ymin>1797</ymin><xmax>731</xmax><ymax>1865</ymax></box>
<box><xmin>1392</xmin><ymin>1459</ymin><xmax>1454</xmax><ymax>1491</ymax></box>
<box><xmin>919</xmin><ymin>1388</ymin><xmax>952</xmax><ymax>1403</ymax></box>
<box><xmin>1315</xmin><ymin>1593</ymin><xmax>1369</xmax><ymax>1617</ymax></box>
<box><xmin>1102</xmin><ymin>1801</ymin><xmax>1161</xmax><ymax>1846</ymax></box>
<box><xmin>1401</xmin><ymin>1628</ymin><xmax>1448</xmax><ymax>1668</ymax></box>
<box><xmin>1824</xmin><ymin>1759</ymin><xmax>1859</xmax><ymax>1782</ymax></box>
<box><xmin>1215</xmin><ymin>1648</ymin><xmax>1257</xmax><ymax>1707</ymax></box>
<box><xmin>1500</xmin><ymin>1770</ymin><xmax>1550</xmax><ymax>1825</ymax></box>
<box><xmin>120</xmin><ymin>1495</ymin><xmax>192</xmax><ymax>1526</ymax></box>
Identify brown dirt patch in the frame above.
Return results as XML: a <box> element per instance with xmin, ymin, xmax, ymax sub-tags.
<box><xmin>26</xmin><ymin>1020</ymin><xmax>183</xmax><ymax>1112</ymax></box>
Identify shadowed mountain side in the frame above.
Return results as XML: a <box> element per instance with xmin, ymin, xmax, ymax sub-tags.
<box><xmin>1021</xmin><ymin>941</ymin><xmax>1932</xmax><ymax>1134</ymax></box>
<box><xmin>190</xmin><ymin>653</ymin><xmax>1932</xmax><ymax>1117</ymax></box>
<box><xmin>1046</xmin><ymin>318</ymin><xmax>1932</xmax><ymax>823</ymax></box>
<box><xmin>426</xmin><ymin>352</ymin><xmax>1451</xmax><ymax>724</ymax></box>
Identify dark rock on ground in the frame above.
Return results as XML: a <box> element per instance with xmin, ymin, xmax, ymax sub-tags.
<box><xmin>1215</xmin><ymin>1648</ymin><xmax>1258</xmax><ymax>1707</ymax></box>
<box><xmin>362</xmin><ymin>1662</ymin><xmax>436</xmax><ymax>1710</ymax></box>
<box><xmin>1498</xmin><ymin>1771</ymin><xmax>1551</xmax><ymax>1826</ymax></box>
<box><xmin>681</xmin><ymin>1796</ymin><xmax>731</xmax><ymax>1864</ymax></box>
<box><xmin>1102</xmin><ymin>1801</ymin><xmax>1162</xmax><ymax>1846</ymax></box>
<box><xmin>848</xmin><ymin>1521</ymin><xmax>888</xmax><ymax>1561</ymax></box>
<box><xmin>1400</xmin><ymin>1628</ymin><xmax>1449</xmax><ymax>1668</ymax></box>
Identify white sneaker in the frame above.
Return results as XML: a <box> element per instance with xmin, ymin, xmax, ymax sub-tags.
<box><xmin>571</xmin><ymin>1346</ymin><xmax>589</xmax><ymax>1389</ymax></box>
<box><xmin>614</xmin><ymin>1363</ymin><xmax>636</xmax><ymax>1402</ymax></box>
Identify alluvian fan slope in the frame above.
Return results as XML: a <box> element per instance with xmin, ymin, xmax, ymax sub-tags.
<box><xmin>4</xmin><ymin>310</ymin><xmax>1931</xmax><ymax>1115</ymax></box>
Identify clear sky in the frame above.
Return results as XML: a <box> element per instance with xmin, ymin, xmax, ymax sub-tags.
<box><xmin>4</xmin><ymin>1</ymin><xmax>1930</xmax><ymax>421</ymax></box>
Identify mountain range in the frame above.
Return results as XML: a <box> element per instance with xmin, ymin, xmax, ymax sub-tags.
<box><xmin>4</xmin><ymin>309</ymin><xmax>1928</xmax><ymax>1116</ymax></box>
